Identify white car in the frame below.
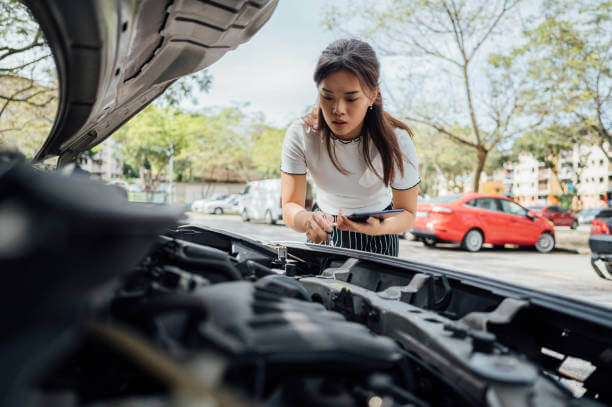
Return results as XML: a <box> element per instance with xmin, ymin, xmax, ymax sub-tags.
<box><xmin>191</xmin><ymin>194</ymin><xmax>230</xmax><ymax>212</ymax></box>
<box><xmin>201</xmin><ymin>195</ymin><xmax>240</xmax><ymax>215</ymax></box>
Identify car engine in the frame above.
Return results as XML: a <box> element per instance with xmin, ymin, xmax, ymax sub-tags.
<box><xmin>2</xmin><ymin>152</ymin><xmax>611</xmax><ymax>407</ymax></box>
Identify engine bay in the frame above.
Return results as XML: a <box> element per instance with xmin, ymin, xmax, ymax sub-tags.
<box><xmin>25</xmin><ymin>226</ymin><xmax>611</xmax><ymax>407</ymax></box>
<box><xmin>2</xmin><ymin>153</ymin><xmax>611</xmax><ymax>407</ymax></box>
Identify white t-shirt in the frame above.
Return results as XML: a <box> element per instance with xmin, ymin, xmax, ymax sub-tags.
<box><xmin>281</xmin><ymin>119</ymin><xmax>420</xmax><ymax>215</ymax></box>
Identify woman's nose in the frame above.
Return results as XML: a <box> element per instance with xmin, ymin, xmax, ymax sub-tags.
<box><xmin>332</xmin><ymin>100</ymin><xmax>346</xmax><ymax>115</ymax></box>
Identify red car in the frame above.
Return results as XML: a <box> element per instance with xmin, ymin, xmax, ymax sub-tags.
<box><xmin>410</xmin><ymin>193</ymin><xmax>556</xmax><ymax>252</ymax></box>
<box><xmin>527</xmin><ymin>205</ymin><xmax>578</xmax><ymax>229</ymax></box>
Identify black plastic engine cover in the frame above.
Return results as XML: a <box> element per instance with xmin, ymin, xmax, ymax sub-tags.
<box><xmin>0</xmin><ymin>153</ymin><xmax>183</xmax><ymax>406</ymax></box>
<box><xmin>192</xmin><ymin>280</ymin><xmax>402</xmax><ymax>372</ymax></box>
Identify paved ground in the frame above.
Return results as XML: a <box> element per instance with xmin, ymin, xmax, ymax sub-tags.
<box><xmin>186</xmin><ymin>212</ymin><xmax>612</xmax><ymax>309</ymax></box>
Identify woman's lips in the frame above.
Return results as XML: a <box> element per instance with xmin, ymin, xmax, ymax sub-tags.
<box><xmin>332</xmin><ymin>120</ymin><xmax>347</xmax><ymax>128</ymax></box>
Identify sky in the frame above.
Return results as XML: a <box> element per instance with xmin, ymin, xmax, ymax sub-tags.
<box><xmin>181</xmin><ymin>1</ymin><xmax>340</xmax><ymax>127</ymax></box>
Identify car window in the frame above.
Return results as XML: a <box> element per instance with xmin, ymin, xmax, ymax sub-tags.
<box><xmin>547</xmin><ymin>206</ymin><xmax>558</xmax><ymax>212</ymax></box>
<box><xmin>474</xmin><ymin>198</ymin><xmax>499</xmax><ymax>211</ymax></box>
<box><xmin>595</xmin><ymin>210</ymin><xmax>612</xmax><ymax>218</ymax></box>
<box><xmin>499</xmin><ymin>199</ymin><xmax>527</xmax><ymax>216</ymax></box>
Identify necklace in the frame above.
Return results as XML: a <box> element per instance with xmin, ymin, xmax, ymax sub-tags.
<box><xmin>330</xmin><ymin>132</ymin><xmax>361</xmax><ymax>144</ymax></box>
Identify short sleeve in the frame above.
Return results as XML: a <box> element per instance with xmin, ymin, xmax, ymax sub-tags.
<box><xmin>391</xmin><ymin>128</ymin><xmax>420</xmax><ymax>190</ymax></box>
<box><xmin>280</xmin><ymin>119</ymin><xmax>308</xmax><ymax>175</ymax></box>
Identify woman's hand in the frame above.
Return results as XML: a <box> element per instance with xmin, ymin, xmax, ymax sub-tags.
<box><xmin>305</xmin><ymin>211</ymin><xmax>335</xmax><ymax>243</ymax></box>
<box><xmin>336</xmin><ymin>209</ymin><xmax>383</xmax><ymax>235</ymax></box>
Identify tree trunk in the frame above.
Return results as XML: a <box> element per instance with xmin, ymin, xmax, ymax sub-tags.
<box><xmin>473</xmin><ymin>147</ymin><xmax>488</xmax><ymax>192</ymax></box>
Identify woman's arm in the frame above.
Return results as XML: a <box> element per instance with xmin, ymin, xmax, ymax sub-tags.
<box><xmin>281</xmin><ymin>173</ymin><xmax>332</xmax><ymax>241</ymax></box>
<box><xmin>336</xmin><ymin>186</ymin><xmax>418</xmax><ymax>235</ymax></box>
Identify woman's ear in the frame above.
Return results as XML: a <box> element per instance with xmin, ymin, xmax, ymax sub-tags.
<box><xmin>370</xmin><ymin>87</ymin><xmax>380</xmax><ymax>106</ymax></box>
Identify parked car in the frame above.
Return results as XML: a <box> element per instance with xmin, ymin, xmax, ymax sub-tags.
<box><xmin>577</xmin><ymin>208</ymin><xmax>604</xmax><ymax>225</ymax></box>
<box><xmin>528</xmin><ymin>204</ymin><xmax>578</xmax><ymax>229</ymax></box>
<box><xmin>201</xmin><ymin>194</ymin><xmax>240</xmax><ymax>215</ymax></box>
<box><xmin>3</xmin><ymin>1</ymin><xmax>612</xmax><ymax>407</ymax></box>
<box><xmin>191</xmin><ymin>193</ymin><xmax>230</xmax><ymax>212</ymax></box>
<box><xmin>588</xmin><ymin>208</ymin><xmax>612</xmax><ymax>280</ymax></box>
<box><xmin>411</xmin><ymin>193</ymin><xmax>556</xmax><ymax>252</ymax></box>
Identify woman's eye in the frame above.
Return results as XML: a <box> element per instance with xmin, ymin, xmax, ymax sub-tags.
<box><xmin>347</xmin><ymin>98</ymin><xmax>357</xmax><ymax>102</ymax></box>
<box><xmin>321</xmin><ymin>95</ymin><xmax>333</xmax><ymax>101</ymax></box>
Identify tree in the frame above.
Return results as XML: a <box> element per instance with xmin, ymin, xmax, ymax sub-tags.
<box><xmin>114</xmin><ymin>105</ymin><xmax>203</xmax><ymax>192</ymax></box>
<box><xmin>250</xmin><ymin>124</ymin><xmax>285</xmax><ymax>178</ymax></box>
<box><xmin>186</xmin><ymin>105</ymin><xmax>256</xmax><ymax>182</ymax></box>
<box><xmin>324</xmin><ymin>0</ymin><xmax>530</xmax><ymax>192</ymax></box>
<box><xmin>512</xmin><ymin>0</ymin><xmax>611</xmax><ymax>158</ymax></box>
<box><xmin>0</xmin><ymin>0</ymin><xmax>57</xmax><ymax>157</ymax></box>
<box><xmin>413</xmin><ymin>126</ymin><xmax>476</xmax><ymax>196</ymax></box>
<box><xmin>155</xmin><ymin>70</ymin><xmax>213</xmax><ymax>108</ymax></box>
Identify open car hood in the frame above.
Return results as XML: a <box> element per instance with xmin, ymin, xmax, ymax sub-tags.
<box><xmin>25</xmin><ymin>0</ymin><xmax>278</xmax><ymax>165</ymax></box>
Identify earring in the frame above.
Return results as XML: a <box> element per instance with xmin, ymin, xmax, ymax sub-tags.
<box><xmin>369</xmin><ymin>105</ymin><xmax>373</xmax><ymax>110</ymax></box>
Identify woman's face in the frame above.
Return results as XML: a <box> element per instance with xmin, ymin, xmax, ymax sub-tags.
<box><xmin>318</xmin><ymin>70</ymin><xmax>376</xmax><ymax>140</ymax></box>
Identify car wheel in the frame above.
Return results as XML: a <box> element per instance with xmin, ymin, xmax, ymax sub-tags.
<box><xmin>423</xmin><ymin>237</ymin><xmax>436</xmax><ymax>247</ymax></box>
<box><xmin>535</xmin><ymin>233</ymin><xmax>555</xmax><ymax>253</ymax></box>
<box><xmin>214</xmin><ymin>207</ymin><xmax>223</xmax><ymax>215</ymax></box>
<box><xmin>461</xmin><ymin>229</ymin><xmax>483</xmax><ymax>252</ymax></box>
<box><xmin>241</xmin><ymin>209</ymin><xmax>250</xmax><ymax>222</ymax></box>
<box><xmin>264</xmin><ymin>209</ymin><xmax>276</xmax><ymax>225</ymax></box>
<box><xmin>571</xmin><ymin>220</ymin><xmax>578</xmax><ymax>229</ymax></box>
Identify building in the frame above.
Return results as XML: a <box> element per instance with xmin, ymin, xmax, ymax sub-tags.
<box><xmin>79</xmin><ymin>139</ymin><xmax>122</xmax><ymax>180</ymax></box>
<box><xmin>512</xmin><ymin>144</ymin><xmax>609</xmax><ymax>209</ymax></box>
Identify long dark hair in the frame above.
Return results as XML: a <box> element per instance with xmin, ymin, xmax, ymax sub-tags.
<box><xmin>304</xmin><ymin>38</ymin><xmax>414</xmax><ymax>187</ymax></box>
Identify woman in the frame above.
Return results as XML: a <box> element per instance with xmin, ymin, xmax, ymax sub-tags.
<box><xmin>281</xmin><ymin>39</ymin><xmax>419</xmax><ymax>256</ymax></box>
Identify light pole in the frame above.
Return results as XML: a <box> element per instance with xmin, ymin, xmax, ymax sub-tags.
<box><xmin>168</xmin><ymin>141</ymin><xmax>174</xmax><ymax>204</ymax></box>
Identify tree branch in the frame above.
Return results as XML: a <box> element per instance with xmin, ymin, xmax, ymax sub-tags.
<box><xmin>0</xmin><ymin>53</ymin><xmax>51</xmax><ymax>72</ymax></box>
<box><xmin>405</xmin><ymin>115</ymin><xmax>478</xmax><ymax>149</ymax></box>
<box><xmin>0</xmin><ymin>29</ymin><xmax>45</xmax><ymax>62</ymax></box>
<box><xmin>467</xmin><ymin>0</ymin><xmax>515</xmax><ymax>62</ymax></box>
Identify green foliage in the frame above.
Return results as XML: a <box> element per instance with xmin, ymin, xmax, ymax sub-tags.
<box><xmin>122</xmin><ymin>162</ymin><xmax>139</xmax><ymax>178</ymax></box>
<box><xmin>413</xmin><ymin>126</ymin><xmax>476</xmax><ymax>196</ymax></box>
<box><xmin>156</xmin><ymin>70</ymin><xmax>213</xmax><ymax>108</ymax></box>
<box><xmin>113</xmin><ymin>104</ymin><xmax>286</xmax><ymax>189</ymax></box>
<box><xmin>250</xmin><ymin>125</ymin><xmax>285</xmax><ymax>178</ymax></box>
<box><xmin>0</xmin><ymin>0</ymin><xmax>57</xmax><ymax>157</ymax></box>
<box><xmin>114</xmin><ymin>105</ymin><xmax>203</xmax><ymax>191</ymax></box>
<box><xmin>557</xmin><ymin>192</ymin><xmax>577</xmax><ymax>210</ymax></box>
<box><xmin>511</xmin><ymin>0</ymin><xmax>611</xmax><ymax>153</ymax></box>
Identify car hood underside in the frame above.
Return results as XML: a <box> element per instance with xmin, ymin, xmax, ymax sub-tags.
<box><xmin>25</xmin><ymin>0</ymin><xmax>278</xmax><ymax>165</ymax></box>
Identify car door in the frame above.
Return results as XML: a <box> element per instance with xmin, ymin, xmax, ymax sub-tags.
<box><xmin>473</xmin><ymin>198</ymin><xmax>505</xmax><ymax>242</ymax></box>
<box><xmin>499</xmin><ymin>199</ymin><xmax>541</xmax><ymax>245</ymax></box>
<box><xmin>558</xmin><ymin>207</ymin><xmax>573</xmax><ymax>226</ymax></box>
<box><xmin>546</xmin><ymin>206</ymin><xmax>562</xmax><ymax>225</ymax></box>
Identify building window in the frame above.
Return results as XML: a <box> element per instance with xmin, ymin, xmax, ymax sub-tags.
<box><xmin>600</xmin><ymin>177</ymin><xmax>605</xmax><ymax>184</ymax></box>
<box><xmin>600</xmin><ymin>159</ymin><xmax>605</xmax><ymax>166</ymax></box>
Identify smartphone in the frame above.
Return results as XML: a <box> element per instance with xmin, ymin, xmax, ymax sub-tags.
<box><xmin>346</xmin><ymin>209</ymin><xmax>405</xmax><ymax>222</ymax></box>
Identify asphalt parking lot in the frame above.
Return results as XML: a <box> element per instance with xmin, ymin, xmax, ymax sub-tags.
<box><xmin>186</xmin><ymin>212</ymin><xmax>612</xmax><ymax>309</ymax></box>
